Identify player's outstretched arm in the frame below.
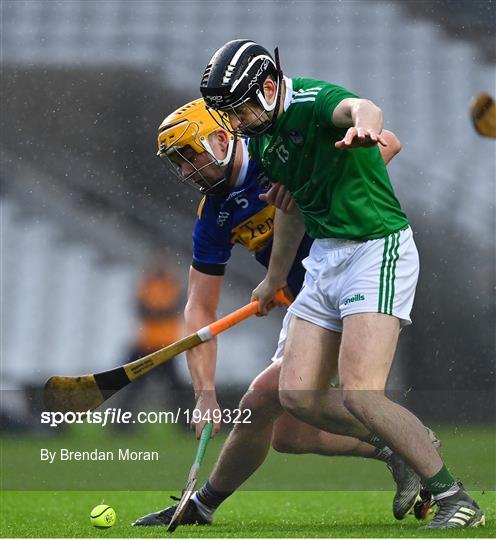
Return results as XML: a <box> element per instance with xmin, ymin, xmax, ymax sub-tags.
<box><xmin>184</xmin><ymin>267</ymin><xmax>224</xmax><ymax>438</ymax></box>
<box><xmin>252</xmin><ymin>208</ymin><xmax>305</xmax><ymax>315</ymax></box>
<box><xmin>333</xmin><ymin>98</ymin><xmax>388</xmax><ymax>149</ymax></box>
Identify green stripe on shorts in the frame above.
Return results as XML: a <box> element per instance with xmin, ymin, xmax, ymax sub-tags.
<box><xmin>378</xmin><ymin>232</ymin><xmax>399</xmax><ymax>314</ymax></box>
<box><xmin>384</xmin><ymin>233</ymin><xmax>396</xmax><ymax>314</ymax></box>
<box><xmin>378</xmin><ymin>235</ymin><xmax>389</xmax><ymax>313</ymax></box>
<box><xmin>388</xmin><ymin>233</ymin><xmax>400</xmax><ymax>314</ymax></box>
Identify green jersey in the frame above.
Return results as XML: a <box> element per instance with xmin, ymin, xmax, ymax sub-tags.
<box><xmin>248</xmin><ymin>77</ymin><xmax>409</xmax><ymax>240</ymax></box>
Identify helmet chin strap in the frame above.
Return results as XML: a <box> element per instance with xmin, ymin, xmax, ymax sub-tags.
<box><xmin>223</xmin><ymin>134</ymin><xmax>238</xmax><ymax>186</ymax></box>
<box><xmin>200</xmin><ymin>133</ymin><xmax>235</xmax><ymax>167</ymax></box>
<box><xmin>269</xmin><ymin>47</ymin><xmax>284</xmax><ymax>126</ymax></box>
<box><xmin>246</xmin><ymin>47</ymin><xmax>283</xmax><ymax>136</ymax></box>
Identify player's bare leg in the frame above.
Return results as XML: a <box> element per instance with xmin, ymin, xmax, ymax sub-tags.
<box><xmin>338</xmin><ymin>313</ymin><xmax>442</xmax><ymax>477</ymax></box>
<box><xmin>271</xmin><ymin>349</ymin><xmax>378</xmax><ymax>459</ymax></box>
<box><xmin>209</xmin><ymin>360</ymin><xmax>381</xmax><ymax>493</ymax></box>
<box><xmin>271</xmin><ymin>413</ymin><xmax>378</xmax><ymax>458</ymax></box>
<box><xmin>133</xmin><ymin>358</ymin><xmax>388</xmax><ymax>528</ymax></box>
<box><xmin>278</xmin><ymin>316</ymin><xmax>370</xmax><ymax>439</ymax></box>
<box><xmin>132</xmin><ymin>365</ymin><xmax>283</xmax><ymax>527</ymax></box>
<box><xmin>278</xmin><ymin>315</ymin><xmax>435</xmax><ymax>520</ymax></box>
<box><xmin>207</xmin><ymin>362</ymin><xmax>283</xmax><ymax>492</ymax></box>
<box><xmin>339</xmin><ymin>312</ymin><xmax>484</xmax><ymax>527</ymax></box>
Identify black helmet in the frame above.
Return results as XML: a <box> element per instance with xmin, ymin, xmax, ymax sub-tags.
<box><xmin>200</xmin><ymin>39</ymin><xmax>283</xmax><ymax>136</ymax></box>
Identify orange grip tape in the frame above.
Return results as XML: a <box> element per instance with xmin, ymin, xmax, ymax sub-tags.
<box><xmin>209</xmin><ymin>301</ymin><xmax>259</xmax><ymax>336</ymax></box>
<box><xmin>208</xmin><ymin>289</ymin><xmax>292</xmax><ymax>337</ymax></box>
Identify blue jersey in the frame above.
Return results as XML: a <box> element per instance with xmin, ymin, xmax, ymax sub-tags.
<box><xmin>192</xmin><ymin>144</ymin><xmax>313</xmax><ymax>297</ymax></box>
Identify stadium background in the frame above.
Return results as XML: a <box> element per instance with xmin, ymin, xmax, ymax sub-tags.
<box><xmin>1</xmin><ymin>1</ymin><xmax>494</xmax><ymax>431</ymax></box>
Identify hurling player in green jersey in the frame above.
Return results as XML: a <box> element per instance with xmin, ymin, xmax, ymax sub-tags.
<box><xmin>134</xmin><ymin>99</ymin><xmax>440</xmax><ymax>528</ymax></box>
<box><xmin>200</xmin><ymin>40</ymin><xmax>484</xmax><ymax>529</ymax></box>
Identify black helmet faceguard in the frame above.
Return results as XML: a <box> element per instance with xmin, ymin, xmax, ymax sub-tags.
<box><xmin>200</xmin><ymin>39</ymin><xmax>283</xmax><ymax>137</ymax></box>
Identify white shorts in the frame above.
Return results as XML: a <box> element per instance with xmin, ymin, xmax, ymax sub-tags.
<box><xmin>286</xmin><ymin>226</ymin><xmax>419</xmax><ymax>334</ymax></box>
<box><xmin>271</xmin><ymin>310</ymin><xmax>292</xmax><ymax>362</ymax></box>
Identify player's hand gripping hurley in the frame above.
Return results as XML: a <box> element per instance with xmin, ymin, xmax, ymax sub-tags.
<box><xmin>167</xmin><ymin>421</ymin><xmax>213</xmax><ymax>533</ymax></box>
<box><xmin>44</xmin><ymin>290</ymin><xmax>291</xmax><ymax>413</ymax></box>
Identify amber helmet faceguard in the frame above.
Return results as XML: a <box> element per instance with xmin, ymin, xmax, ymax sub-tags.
<box><xmin>157</xmin><ymin>98</ymin><xmax>236</xmax><ymax>196</ymax></box>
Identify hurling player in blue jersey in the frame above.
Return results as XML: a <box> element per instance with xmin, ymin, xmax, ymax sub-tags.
<box><xmin>133</xmin><ymin>99</ymin><xmax>436</xmax><ymax>527</ymax></box>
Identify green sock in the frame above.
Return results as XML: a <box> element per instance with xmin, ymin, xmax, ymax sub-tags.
<box><xmin>423</xmin><ymin>464</ymin><xmax>457</xmax><ymax>496</ymax></box>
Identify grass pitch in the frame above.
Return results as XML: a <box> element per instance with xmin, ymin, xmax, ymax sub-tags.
<box><xmin>1</xmin><ymin>424</ymin><xmax>494</xmax><ymax>537</ymax></box>
<box><xmin>0</xmin><ymin>490</ymin><xmax>494</xmax><ymax>538</ymax></box>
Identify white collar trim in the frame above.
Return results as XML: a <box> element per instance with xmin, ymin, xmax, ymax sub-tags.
<box><xmin>233</xmin><ymin>139</ymin><xmax>249</xmax><ymax>188</ymax></box>
<box><xmin>283</xmin><ymin>76</ymin><xmax>293</xmax><ymax>112</ymax></box>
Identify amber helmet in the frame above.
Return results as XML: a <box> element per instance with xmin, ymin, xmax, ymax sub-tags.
<box><xmin>157</xmin><ymin>98</ymin><xmax>236</xmax><ymax>195</ymax></box>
